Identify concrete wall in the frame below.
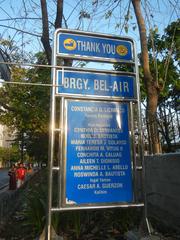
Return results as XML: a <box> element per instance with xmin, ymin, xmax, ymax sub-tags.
<box><xmin>145</xmin><ymin>153</ymin><xmax>180</xmax><ymax>232</ymax></box>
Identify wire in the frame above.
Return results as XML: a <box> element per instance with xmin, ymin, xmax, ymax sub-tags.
<box><xmin>0</xmin><ymin>79</ymin><xmax>66</xmax><ymax>88</ymax></box>
<box><xmin>0</xmin><ymin>61</ymin><xmax>63</xmax><ymax>68</ymax></box>
<box><xmin>0</xmin><ymin>80</ymin><xmax>54</xmax><ymax>87</ymax></box>
<box><xmin>0</xmin><ymin>61</ymin><xmax>62</xmax><ymax>87</ymax></box>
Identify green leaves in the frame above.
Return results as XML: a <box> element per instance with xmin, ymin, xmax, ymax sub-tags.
<box><xmin>0</xmin><ymin>145</ymin><xmax>20</xmax><ymax>164</ymax></box>
<box><xmin>0</xmin><ymin>54</ymin><xmax>51</xmax><ymax>162</ymax></box>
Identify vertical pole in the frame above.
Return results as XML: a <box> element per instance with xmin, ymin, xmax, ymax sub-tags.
<box><xmin>46</xmin><ymin>30</ymin><xmax>57</xmax><ymax>240</ymax></box>
<box><xmin>133</xmin><ymin>40</ymin><xmax>152</xmax><ymax>235</ymax></box>
<box><xmin>129</xmin><ymin>101</ymin><xmax>137</xmax><ymax>202</ymax></box>
<box><xmin>20</xmin><ymin>131</ymin><xmax>24</xmax><ymax>162</ymax></box>
<box><xmin>58</xmin><ymin>96</ymin><xmax>64</xmax><ymax>208</ymax></box>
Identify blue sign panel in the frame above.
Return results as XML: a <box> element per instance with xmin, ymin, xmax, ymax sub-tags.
<box><xmin>57</xmin><ymin>70</ymin><xmax>135</xmax><ymax>99</ymax></box>
<box><xmin>65</xmin><ymin>101</ymin><xmax>133</xmax><ymax>205</ymax></box>
<box><xmin>57</xmin><ymin>32</ymin><xmax>133</xmax><ymax>62</ymax></box>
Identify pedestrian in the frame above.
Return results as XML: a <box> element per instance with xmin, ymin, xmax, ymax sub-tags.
<box><xmin>27</xmin><ymin>163</ymin><xmax>33</xmax><ymax>175</ymax></box>
<box><xmin>16</xmin><ymin>162</ymin><xmax>27</xmax><ymax>188</ymax></box>
<box><xmin>8</xmin><ymin>164</ymin><xmax>17</xmax><ymax>190</ymax></box>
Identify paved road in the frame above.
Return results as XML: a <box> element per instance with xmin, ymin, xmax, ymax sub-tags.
<box><xmin>0</xmin><ymin>168</ymin><xmax>9</xmax><ymax>189</ymax></box>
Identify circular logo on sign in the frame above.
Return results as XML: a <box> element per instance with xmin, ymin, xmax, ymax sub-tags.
<box><xmin>63</xmin><ymin>38</ymin><xmax>77</xmax><ymax>50</ymax></box>
<box><xmin>116</xmin><ymin>45</ymin><xmax>128</xmax><ymax>56</ymax></box>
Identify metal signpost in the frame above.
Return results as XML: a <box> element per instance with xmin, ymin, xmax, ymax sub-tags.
<box><xmin>47</xmin><ymin>29</ymin><xmax>149</xmax><ymax>239</ymax></box>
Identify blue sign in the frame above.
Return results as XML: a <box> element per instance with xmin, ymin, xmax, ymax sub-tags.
<box><xmin>57</xmin><ymin>70</ymin><xmax>136</xmax><ymax>99</ymax></box>
<box><xmin>57</xmin><ymin>32</ymin><xmax>133</xmax><ymax>62</ymax></box>
<box><xmin>65</xmin><ymin>101</ymin><xmax>133</xmax><ymax>205</ymax></box>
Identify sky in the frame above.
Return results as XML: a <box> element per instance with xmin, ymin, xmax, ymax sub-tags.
<box><xmin>0</xmin><ymin>0</ymin><xmax>179</xmax><ymax>67</ymax></box>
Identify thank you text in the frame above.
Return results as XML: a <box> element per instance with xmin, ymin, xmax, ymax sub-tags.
<box><xmin>58</xmin><ymin>32</ymin><xmax>133</xmax><ymax>62</ymax></box>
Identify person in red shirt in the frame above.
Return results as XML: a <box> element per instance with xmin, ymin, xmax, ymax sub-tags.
<box><xmin>16</xmin><ymin>162</ymin><xmax>27</xmax><ymax>188</ymax></box>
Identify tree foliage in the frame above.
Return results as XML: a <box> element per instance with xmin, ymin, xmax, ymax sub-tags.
<box><xmin>0</xmin><ymin>1</ymin><xmax>179</xmax><ymax>156</ymax></box>
<box><xmin>147</xmin><ymin>20</ymin><xmax>180</xmax><ymax>104</ymax></box>
<box><xmin>139</xmin><ymin>19</ymin><xmax>180</xmax><ymax>151</ymax></box>
<box><xmin>0</xmin><ymin>53</ymin><xmax>51</xmax><ymax>162</ymax></box>
<box><xmin>0</xmin><ymin>145</ymin><xmax>20</xmax><ymax>165</ymax></box>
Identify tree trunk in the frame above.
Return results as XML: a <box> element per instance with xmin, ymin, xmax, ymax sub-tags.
<box><xmin>132</xmin><ymin>0</ymin><xmax>161</xmax><ymax>154</ymax></box>
<box><xmin>40</xmin><ymin>0</ymin><xmax>52</xmax><ymax>64</ymax></box>
<box><xmin>55</xmin><ymin>0</ymin><xmax>64</xmax><ymax>29</ymax></box>
<box><xmin>158</xmin><ymin>105</ymin><xmax>172</xmax><ymax>152</ymax></box>
<box><xmin>40</xmin><ymin>0</ymin><xmax>67</xmax><ymax>65</ymax></box>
